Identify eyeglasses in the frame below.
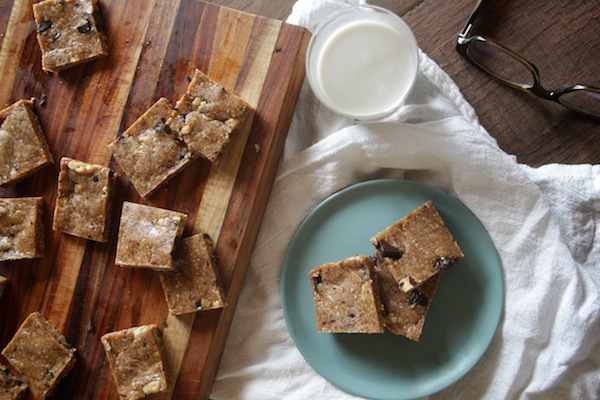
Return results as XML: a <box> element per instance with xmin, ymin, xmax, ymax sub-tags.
<box><xmin>456</xmin><ymin>0</ymin><xmax>600</xmax><ymax>119</ymax></box>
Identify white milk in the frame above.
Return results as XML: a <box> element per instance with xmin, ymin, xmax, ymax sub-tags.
<box><xmin>306</xmin><ymin>6</ymin><xmax>419</xmax><ymax>120</ymax></box>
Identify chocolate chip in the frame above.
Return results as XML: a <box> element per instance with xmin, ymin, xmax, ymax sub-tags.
<box><xmin>37</xmin><ymin>20</ymin><xmax>52</xmax><ymax>34</ymax></box>
<box><xmin>92</xmin><ymin>175</ymin><xmax>99</xmax><ymax>182</ymax></box>
<box><xmin>376</xmin><ymin>240</ymin><xmax>403</xmax><ymax>259</ymax></box>
<box><xmin>434</xmin><ymin>257</ymin><xmax>454</xmax><ymax>271</ymax></box>
<box><xmin>312</xmin><ymin>275</ymin><xmax>322</xmax><ymax>292</ymax></box>
<box><xmin>371</xmin><ymin>252</ymin><xmax>384</xmax><ymax>266</ymax></box>
<box><xmin>408</xmin><ymin>290</ymin><xmax>429</xmax><ymax>307</ymax></box>
<box><xmin>76</xmin><ymin>20</ymin><xmax>92</xmax><ymax>34</ymax></box>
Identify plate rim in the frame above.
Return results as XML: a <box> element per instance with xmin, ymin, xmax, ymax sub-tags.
<box><xmin>280</xmin><ymin>178</ymin><xmax>504</xmax><ymax>399</ymax></box>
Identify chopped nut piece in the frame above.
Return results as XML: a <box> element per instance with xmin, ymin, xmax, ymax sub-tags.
<box><xmin>159</xmin><ymin>233</ymin><xmax>227</xmax><ymax>315</ymax></box>
<box><xmin>115</xmin><ymin>202</ymin><xmax>187</xmax><ymax>270</ymax></box>
<box><xmin>170</xmin><ymin>68</ymin><xmax>253</xmax><ymax>162</ymax></box>
<box><xmin>0</xmin><ymin>197</ymin><xmax>45</xmax><ymax>261</ymax></box>
<box><xmin>1</xmin><ymin>312</ymin><xmax>76</xmax><ymax>398</ymax></box>
<box><xmin>52</xmin><ymin>157</ymin><xmax>117</xmax><ymax>242</ymax></box>
<box><xmin>370</xmin><ymin>201</ymin><xmax>464</xmax><ymax>292</ymax></box>
<box><xmin>0</xmin><ymin>99</ymin><xmax>53</xmax><ymax>186</ymax></box>
<box><xmin>108</xmin><ymin>98</ymin><xmax>193</xmax><ymax>197</ymax></box>
<box><xmin>0</xmin><ymin>363</ymin><xmax>29</xmax><ymax>399</ymax></box>
<box><xmin>101</xmin><ymin>325</ymin><xmax>169</xmax><ymax>400</ymax></box>
<box><xmin>309</xmin><ymin>255</ymin><xmax>383</xmax><ymax>333</ymax></box>
<box><xmin>32</xmin><ymin>0</ymin><xmax>109</xmax><ymax>72</ymax></box>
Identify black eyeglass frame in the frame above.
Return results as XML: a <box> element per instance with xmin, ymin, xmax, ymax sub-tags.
<box><xmin>456</xmin><ymin>0</ymin><xmax>600</xmax><ymax>119</ymax></box>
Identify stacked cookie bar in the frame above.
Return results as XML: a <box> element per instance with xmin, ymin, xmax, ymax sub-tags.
<box><xmin>109</xmin><ymin>68</ymin><xmax>252</xmax><ymax>197</ymax></box>
<box><xmin>309</xmin><ymin>200</ymin><xmax>464</xmax><ymax>341</ymax></box>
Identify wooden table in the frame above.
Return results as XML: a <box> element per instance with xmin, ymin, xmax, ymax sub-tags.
<box><xmin>0</xmin><ymin>1</ymin><xmax>597</xmax><ymax>399</ymax></box>
<box><xmin>209</xmin><ymin>0</ymin><xmax>600</xmax><ymax>167</ymax></box>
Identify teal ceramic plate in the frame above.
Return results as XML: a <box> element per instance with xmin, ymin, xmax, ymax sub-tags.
<box><xmin>281</xmin><ymin>179</ymin><xmax>503</xmax><ymax>400</ymax></box>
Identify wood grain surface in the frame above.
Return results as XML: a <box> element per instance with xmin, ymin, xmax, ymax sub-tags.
<box><xmin>0</xmin><ymin>0</ymin><xmax>309</xmax><ymax>398</ymax></box>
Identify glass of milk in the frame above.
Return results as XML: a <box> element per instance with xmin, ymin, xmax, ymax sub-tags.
<box><xmin>306</xmin><ymin>4</ymin><xmax>419</xmax><ymax>121</ymax></box>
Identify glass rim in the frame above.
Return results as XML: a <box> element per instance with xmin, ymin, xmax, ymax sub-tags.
<box><xmin>305</xmin><ymin>3</ymin><xmax>420</xmax><ymax>121</ymax></box>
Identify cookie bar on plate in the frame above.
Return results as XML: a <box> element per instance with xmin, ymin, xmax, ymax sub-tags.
<box><xmin>309</xmin><ymin>255</ymin><xmax>383</xmax><ymax>334</ymax></box>
<box><xmin>372</xmin><ymin>253</ymin><xmax>440</xmax><ymax>341</ymax></box>
<box><xmin>370</xmin><ymin>200</ymin><xmax>464</xmax><ymax>292</ymax></box>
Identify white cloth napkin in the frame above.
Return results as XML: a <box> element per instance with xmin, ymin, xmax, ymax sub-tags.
<box><xmin>211</xmin><ymin>0</ymin><xmax>600</xmax><ymax>398</ymax></box>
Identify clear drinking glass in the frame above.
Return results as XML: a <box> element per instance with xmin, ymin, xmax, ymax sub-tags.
<box><xmin>306</xmin><ymin>4</ymin><xmax>419</xmax><ymax>121</ymax></box>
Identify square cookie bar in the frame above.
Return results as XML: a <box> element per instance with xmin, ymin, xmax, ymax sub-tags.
<box><xmin>370</xmin><ymin>201</ymin><xmax>464</xmax><ymax>292</ymax></box>
<box><xmin>109</xmin><ymin>98</ymin><xmax>193</xmax><ymax>197</ymax></box>
<box><xmin>309</xmin><ymin>255</ymin><xmax>383</xmax><ymax>333</ymax></box>
<box><xmin>0</xmin><ymin>99</ymin><xmax>53</xmax><ymax>186</ymax></box>
<box><xmin>0</xmin><ymin>197</ymin><xmax>45</xmax><ymax>261</ymax></box>
<box><xmin>372</xmin><ymin>253</ymin><xmax>440</xmax><ymax>341</ymax></box>
<box><xmin>101</xmin><ymin>324</ymin><xmax>169</xmax><ymax>400</ymax></box>
<box><xmin>33</xmin><ymin>0</ymin><xmax>109</xmax><ymax>72</ymax></box>
<box><xmin>159</xmin><ymin>233</ymin><xmax>227</xmax><ymax>315</ymax></box>
<box><xmin>52</xmin><ymin>157</ymin><xmax>116</xmax><ymax>242</ymax></box>
<box><xmin>0</xmin><ymin>364</ymin><xmax>29</xmax><ymax>399</ymax></box>
<box><xmin>1</xmin><ymin>312</ymin><xmax>76</xmax><ymax>398</ymax></box>
<box><xmin>170</xmin><ymin>68</ymin><xmax>252</xmax><ymax>162</ymax></box>
<box><xmin>115</xmin><ymin>202</ymin><xmax>187</xmax><ymax>271</ymax></box>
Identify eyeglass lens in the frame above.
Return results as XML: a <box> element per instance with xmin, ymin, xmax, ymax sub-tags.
<box><xmin>466</xmin><ymin>40</ymin><xmax>534</xmax><ymax>88</ymax></box>
<box><xmin>466</xmin><ymin>39</ymin><xmax>600</xmax><ymax>118</ymax></box>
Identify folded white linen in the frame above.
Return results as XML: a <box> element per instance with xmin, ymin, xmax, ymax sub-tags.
<box><xmin>211</xmin><ymin>1</ymin><xmax>600</xmax><ymax>399</ymax></box>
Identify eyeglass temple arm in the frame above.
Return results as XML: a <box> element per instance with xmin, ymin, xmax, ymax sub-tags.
<box><xmin>458</xmin><ymin>0</ymin><xmax>489</xmax><ymax>40</ymax></box>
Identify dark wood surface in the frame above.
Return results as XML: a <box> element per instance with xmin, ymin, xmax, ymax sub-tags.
<box><xmin>0</xmin><ymin>1</ymin><xmax>308</xmax><ymax>398</ymax></box>
<box><xmin>208</xmin><ymin>0</ymin><xmax>600</xmax><ymax>167</ymax></box>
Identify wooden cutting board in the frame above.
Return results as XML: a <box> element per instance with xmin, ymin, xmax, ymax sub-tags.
<box><xmin>0</xmin><ymin>0</ymin><xmax>310</xmax><ymax>398</ymax></box>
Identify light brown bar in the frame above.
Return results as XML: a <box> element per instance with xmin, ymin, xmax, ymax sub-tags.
<box><xmin>372</xmin><ymin>253</ymin><xmax>440</xmax><ymax>341</ymax></box>
<box><xmin>114</xmin><ymin>202</ymin><xmax>187</xmax><ymax>271</ymax></box>
<box><xmin>0</xmin><ymin>99</ymin><xmax>53</xmax><ymax>186</ymax></box>
<box><xmin>1</xmin><ymin>312</ymin><xmax>76</xmax><ymax>398</ymax></box>
<box><xmin>159</xmin><ymin>233</ymin><xmax>227</xmax><ymax>315</ymax></box>
<box><xmin>309</xmin><ymin>255</ymin><xmax>383</xmax><ymax>334</ymax></box>
<box><xmin>32</xmin><ymin>0</ymin><xmax>109</xmax><ymax>72</ymax></box>
<box><xmin>370</xmin><ymin>201</ymin><xmax>464</xmax><ymax>292</ymax></box>
<box><xmin>101</xmin><ymin>324</ymin><xmax>169</xmax><ymax>400</ymax></box>
<box><xmin>170</xmin><ymin>68</ymin><xmax>252</xmax><ymax>162</ymax></box>
<box><xmin>108</xmin><ymin>98</ymin><xmax>193</xmax><ymax>197</ymax></box>
<box><xmin>0</xmin><ymin>197</ymin><xmax>45</xmax><ymax>261</ymax></box>
<box><xmin>52</xmin><ymin>157</ymin><xmax>116</xmax><ymax>242</ymax></box>
<box><xmin>0</xmin><ymin>364</ymin><xmax>29</xmax><ymax>399</ymax></box>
